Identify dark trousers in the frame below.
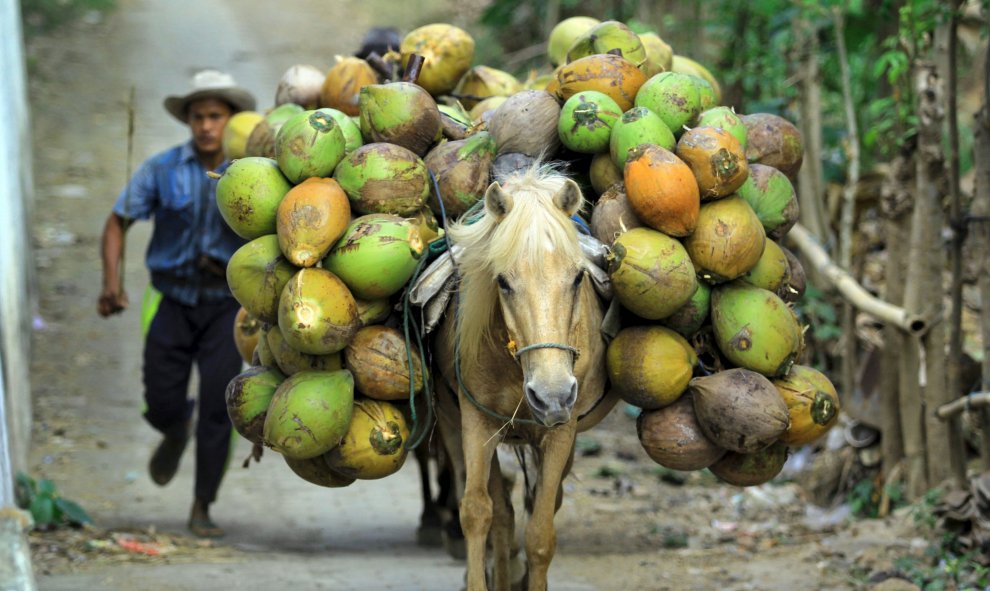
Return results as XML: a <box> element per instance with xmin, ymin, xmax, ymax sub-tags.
<box><xmin>143</xmin><ymin>295</ymin><xmax>242</xmax><ymax>504</ymax></box>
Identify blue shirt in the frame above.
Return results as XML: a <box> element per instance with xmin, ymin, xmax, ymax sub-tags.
<box><xmin>113</xmin><ymin>141</ymin><xmax>245</xmax><ymax>306</ymax></box>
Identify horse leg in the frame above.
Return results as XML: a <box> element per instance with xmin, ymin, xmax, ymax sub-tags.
<box><xmin>415</xmin><ymin>443</ymin><xmax>443</xmax><ymax>547</ymax></box>
<box><xmin>487</xmin><ymin>452</ymin><xmax>515</xmax><ymax>591</ymax></box>
<box><xmin>435</xmin><ymin>380</ymin><xmax>467</xmax><ymax>560</ymax></box>
<box><xmin>459</xmin><ymin>407</ymin><xmax>498</xmax><ymax>591</ymax></box>
<box><xmin>523</xmin><ymin>427</ymin><xmax>576</xmax><ymax>591</ymax></box>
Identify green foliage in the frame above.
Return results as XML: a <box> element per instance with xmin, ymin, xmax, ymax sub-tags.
<box><xmin>15</xmin><ymin>472</ymin><xmax>91</xmax><ymax>529</ymax></box>
<box><xmin>847</xmin><ymin>476</ymin><xmax>905</xmax><ymax>519</ymax></box>
<box><xmin>19</xmin><ymin>0</ymin><xmax>116</xmax><ymax>36</ymax></box>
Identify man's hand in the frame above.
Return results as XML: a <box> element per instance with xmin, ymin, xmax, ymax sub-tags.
<box><xmin>98</xmin><ymin>287</ymin><xmax>129</xmax><ymax>317</ymax></box>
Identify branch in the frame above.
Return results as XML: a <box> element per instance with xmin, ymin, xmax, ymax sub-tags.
<box><xmin>936</xmin><ymin>392</ymin><xmax>990</xmax><ymax>420</ymax></box>
<box><xmin>785</xmin><ymin>223</ymin><xmax>928</xmax><ymax>335</ymax></box>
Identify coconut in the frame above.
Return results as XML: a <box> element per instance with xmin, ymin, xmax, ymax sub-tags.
<box><xmin>683</xmin><ymin>195</ymin><xmax>766</xmax><ymax>283</ymax></box>
<box><xmin>608</xmin><ymin>227</ymin><xmax>697</xmax><ymax>320</ymax></box>
<box><xmin>283</xmin><ymin>455</ymin><xmax>356</xmax><ymax>488</ymax></box>
<box><xmin>323</xmin><ymin>214</ymin><xmax>426</xmax><ymax>300</ymax></box>
<box><xmin>276</xmin><ymin>177</ymin><xmax>351</xmax><ymax>268</ymax></box>
<box><xmin>709</xmin><ymin>443</ymin><xmax>789</xmax><ymax>487</ymax></box>
<box><xmin>711</xmin><ymin>283</ymin><xmax>802</xmax><ymax>378</ymax></box>
<box><xmin>546</xmin><ymin>53</ymin><xmax>646</xmax><ymax>112</ymax></box>
<box><xmin>639</xmin><ymin>32</ymin><xmax>673</xmax><ymax>77</ymax></box>
<box><xmin>332</xmin><ymin>143</ymin><xmax>430</xmax><ymax>216</ymax></box>
<box><xmin>222</xmin><ymin>111</ymin><xmax>265</xmax><ymax>160</ymax></box>
<box><xmin>637</xmin><ymin>393</ymin><xmax>725</xmax><ymax>471</ymax></box>
<box><xmin>566</xmin><ymin>20</ymin><xmax>646</xmax><ymax>68</ymax></box>
<box><xmin>557</xmin><ymin>91</ymin><xmax>623</xmax><ymax>154</ymax></box>
<box><xmin>400</xmin><ymin>24</ymin><xmax>475</xmax><ymax>96</ymax></box>
<box><xmin>255</xmin><ymin>325</ymin><xmax>276</xmax><ymax>367</ymax></box>
<box><xmin>319</xmin><ymin>56</ymin><xmax>379</xmax><ymax>117</ymax></box>
<box><xmin>660</xmin><ymin>282</ymin><xmax>711</xmax><ymax>338</ymax></box>
<box><xmin>779</xmin><ymin>245</ymin><xmax>807</xmax><ymax>303</ymax></box>
<box><xmin>607</xmin><ymin>326</ymin><xmax>697</xmax><ymax>410</ymax></box>
<box><xmin>263</xmin><ymin>369</ymin><xmax>354</xmax><ymax>459</ymax></box>
<box><xmin>344</xmin><ymin>325</ymin><xmax>428</xmax><ymax>401</ymax></box>
<box><xmin>407</xmin><ymin>207</ymin><xmax>442</xmax><ymax>244</ymax></box>
<box><xmin>739</xmin><ymin>239</ymin><xmax>790</xmax><ymax>293</ymax></box>
<box><xmin>590</xmin><ymin>183</ymin><xmax>642</xmax><ymax>245</ymax></box>
<box><xmin>589</xmin><ymin>152</ymin><xmax>624</xmax><ymax>196</ymax></box>
<box><xmin>676</xmin><ymin>126</ymin><xmax>749</xmax><ymax>200</ymax></box>
<box><xmin>225</xmin><ymin>365</ymin><xmax>285</xmax><ymax>445</ymax></box>
<box><xmin>547</xmin><ymin>16</ymin><xmax>600</xmax><ymax>67</ymax></box>
<box><xmin>634</xmin><ymin>72</ymin><xmax>704</xmax><ymax>137</ymax></box>
<box><xmin>275</xmin><ymin>64</ymin><xmax>326</xmax><ymax>109</ymax></box>
<box><xmin>469</xmin><ymin>96</ymin><xmax>508</xmax><ymax>123</ymax></box>
<box><xmin>324</xmin><ymin>398</ymin><xmax>410</xmax><ymax>479</ymax></box>
<box><xmin>278</xmin><ymin>268</ymin><xmax>361</xmax><ymax>356</ymax></box>
<box><xmin>488</xmin><ymin>90</ymin><xmax>561</xmax><ymax>157</ymax></box>
<box><xmin>454</xmin><ymin>65</ymin><xmax>522</xmax><ymax>110</ymax></box>
<box><xmin>318</xmin><ymin>108</ymin><xmax>363</xmax><ymax>152</ymax></box>
<box><xmin>424</xmin><ymin>132</ymin><xmax>496</xmax><ymax>219</ymax></box>
<box><xmin>358</xmin><ymin>82</ymin><xmax>442</xmax><ymax>157</ymax></box>
<box><xmin>245</xmin><ymin>103</ymin><xmax>305</xmax><ymax>158</ymax></box>
<box><xmin>226</xmin><ymin>234</ymin><xmax>299</xmax><ymax>324</ymax></box>
<box><xmin>609</xmin><ymin>106</ymin><xmax>676</xmax><ymax>169</ymax></box>
<box><xmin>623</xmin><ymin>144</ymin><xmax>699</xmax><ymax>237</ymax></box>
<box><xmin>773</xmin><ymin>365</ymin><xmax>840</xmax><ymax>446</ymax></box>
<box><xmin>741</xmin><ymin>113</ymin><xmax>804</xmax><ymax>181</ymax></box>
<box><xmin>215</xmin><ymin>157</ymin><xmax>293</xmax><ymax>240</ymax></box>
<box><xmin>690</xmin><ymin>368</ymin><xmax>790</xmax><ymax>453</ymax></box>
<box><xmin>354</xmin><ymin>297</ymin><xmax>392</xmax><ymax>327</ymax></box>
<box><xmin>671</xmin><ymin>54</ymin><xmax>722</xmax><ymax>105</ymax></box>
<box><xmin>274</xmin><ymin>109</ymin><xmax>347</xmax><ymax>184</ymax></box>
<box><xmin>736</xmin><ymin>163</ymin><xmax>799</xmax><ymax>239</ymax></box>
<box><xmin>696</xmin><ymin>106</ymin><xmax>747</xmax><ymax>151</ymax></box>
<box><xmin>233</xmin><ymin>307</ymin><xmax>262</xmax><ymax>364</ymax></box>
<box><xmin>265</xmin><ymin>322</ymin><xmax>344</xmax><ymax>376</ymax></box>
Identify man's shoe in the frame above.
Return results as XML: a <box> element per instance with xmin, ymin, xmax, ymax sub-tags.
<box><xmin>149</xmin><ymin>422</ymin><xmax>190</xmax><ymax>486</ymax></box>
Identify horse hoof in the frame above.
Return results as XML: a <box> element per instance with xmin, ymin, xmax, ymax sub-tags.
<box><xmin>416</xmin><ymin>523</ymin><xmax>444</xmax><ymax>547</ymax></box>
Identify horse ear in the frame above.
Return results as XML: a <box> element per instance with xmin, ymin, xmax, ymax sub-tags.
<box><xmin>485</xmin><ymin>181</ymin><xmax>514</xmax><ymax>220</ymax></box>
<box><xmin>553</xmin><ymin>179</ymin><xmax>583</xmax><ymax>217</ymax></box>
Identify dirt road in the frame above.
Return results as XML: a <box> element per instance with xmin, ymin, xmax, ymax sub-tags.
<box><xmin>25</xmin><ymin>1</ymin><xmax>921</xmax><ymax>590</ymax></box>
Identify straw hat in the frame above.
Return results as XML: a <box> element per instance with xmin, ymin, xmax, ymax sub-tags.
<box><xmin>163</xmin><ymin>70</ymin><xmax>256</xmax><ymax>123</ymax></box>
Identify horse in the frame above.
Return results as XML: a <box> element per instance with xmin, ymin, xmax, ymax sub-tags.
<box><xmin>430</xmin><ymin>165</ymin><xmax>618</xmax><ymax>590</ymax></box>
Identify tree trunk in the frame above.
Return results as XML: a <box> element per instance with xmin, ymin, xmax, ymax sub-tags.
<box><xmin>795</xmin><ymin>16</ymin><xmax>830</xmax><ymax>243</ymax></box>
<box><xmin>972</xmin><ymin>42</ymin><xmax>990</xmax><ymax>471</ymax></box>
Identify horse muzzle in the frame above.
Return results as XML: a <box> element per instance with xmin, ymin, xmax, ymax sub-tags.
<box><xmin>525</xmin><ymin>376</ymin><xmax>577</xmax><ymax>427</ymax></box>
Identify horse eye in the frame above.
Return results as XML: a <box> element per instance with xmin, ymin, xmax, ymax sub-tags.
<box><xmin>572</xmin><ymin>271</ymin><xmax>585</xmax><ymax>289</ymax></box>
<box><xmin>497</xmin><ymin>274</ymin><xmax>512</xmax><ymax>292</ymax></box>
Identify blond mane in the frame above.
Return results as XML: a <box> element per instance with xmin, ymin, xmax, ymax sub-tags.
<box><xmin>447</xmin><ymin>165</ymin><xmax>586</xmax><ymax>365</ymax></box>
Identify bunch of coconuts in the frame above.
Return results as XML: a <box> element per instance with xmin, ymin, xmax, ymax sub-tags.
<box><xmin>217</xmin><ymin>16</ymin><xmax>837</xmax><ymax>489</ymax></box>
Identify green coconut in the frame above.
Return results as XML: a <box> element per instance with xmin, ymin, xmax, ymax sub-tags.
<box><xmin>607</xmin><ymin>325</ymin><xmax>698</xmax><ymax>410</ymax></box>
<box><xmin>739</xmin><ymin>239</ymin><xmax>790</xmax><ymax>293</ymax></box>
<box><xmin>660</xmin><ymin>281</ymin><xmax>712</xmax><ymax>338</ymax></box>
<box><xmin>683</xmin><ymin>195</ymin><xmax>766</xmax><ymax>284</ymax></box>
<box><xmin>215</xmin><ymin>157</ymin><xmax>293</xmax><ymax>239</ymax></box>
<box><xmin>639</xmin><ymin>32</ymin><xmax>673</xmax><ymax>77</ymax></box>
<box><xmin>274</xmin><ymin>109</ymin><xmax>347</xmax><ymax>184</ymax></box>
<box><xmin>226</xmin><ymin>234</ymin><xmax>300</xmax><ymax>324</ymax></box>
<box><xmin>324</xmin><ymin>398</ymin><xmax>410</xmax><ymax>480</ymax></box>
<box><xmin>245</xmin><ymin>103</ymin><xmax>306</xmax><ymax>158</ymax></box>
<box><xmin>711</xmin><ymin>282</ymin><xmax>802</xmax><ymax>378</ymax></box>
<box><xmin>547</xmin><ymin>16</ymin><xmax>600</xmax><ymax>67</ymax></box>
<box><xmin>358</xmin><ymin>82</ymin><xmax>443</xmax><ymax>157</ymax></box>
<box><xmin>634</xmin><ymin>72</ymin><xmax>704</xmax><ymax>137</ymax></box>
<box><xmin>225</xmin><ymin>365</ymin><xmax>285</xmax><ymax>445</ymax></box>
<box><xmin>696</xmin><ymin>106</ymin><xmax>747</xmax><ymax>151</ymax></box>
<box><xmin>322</xmin><ymin>214</ymin><xmax>426</xmax><ymax>300</ymax></box>
<box><xmin>333</xmin><ymin>142</ymin><xmax>430</xmax><ymax>216</ymax></box>
<box><xmin>589</xmin><ymin>151</ymin><xmax>624</xmax><ymax>196</ymax></box>
<box><xmin>423</xmin><ymin>131</ymin><xmax>496</xmax><ymax>219</ymax></box>
<box><xmin>607</xmin><ymin>227</ymin><xmax>698</xmax><ymax>320</ymax></box>
<box><xmin>283</xmin><ymin>455</ymin><xmax>356</xmax><ymax>488</ymax></box>
<box><xmin>608</xmin><ymin>106</ymin><xmax>676</xmax><ymax>170</ymax></box>
<box><xmin>265</xmin><ymin>322</ymin><xmax>344</xmax><ymax>376</ymax></box>
<box><xmin>354</xmin><ymin>297</ymin><xmax>392</xmax><ymax>327</ymax></box>
<box><xmin>736</xmin><ymin>163</ymin><xmax>800</xmax><ymax>239</ymax></box>
<box><xmin>318</xmin><ymin>107</ymin><xmax>363</xmax><ymax>152</ymax></box>
<box><xmin>566</xmin><ymin>20</ymin><xmax>647</xmax><ymax>68</ymax></box>
<box><xmin>263</xmin><ymin>369</ymin><xmax>355</xmax><ymax>460</ymax></box>
<box><xmin>255</xmin><ymin>325</ymin><xmax>277</xmax><ymax>367</ymax></box>
<box><xmin>278</xmin><ymin>268</ymin><xmax>361</xmax><ymax>355</ymax></box>
<box><xmin>557</xmin><ymin>91</ymin><xmax>623</xmax><ymax>154</ymax></box>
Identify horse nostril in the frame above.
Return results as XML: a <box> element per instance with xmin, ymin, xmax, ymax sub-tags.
<box><xmin>565</xmin><ymin>379</ymin><xmax>578</xmax><ymax>408</ymax></box>
<box><xmin>525</xmin><ymin>383</ymin><xmax>547</xmax><ymax>413</ymax></box>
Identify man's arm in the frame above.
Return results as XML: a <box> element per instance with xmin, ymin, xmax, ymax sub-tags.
<box><xmin>98</xmin><ymin>212</ymin><xmax>131</xmax><ymax>317</ymax></box>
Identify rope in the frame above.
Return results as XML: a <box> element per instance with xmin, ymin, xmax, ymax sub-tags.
<box><xmin>513</xmin><ymin>342</ymin><xmax>580</xmax><ymax>361</ymax></box>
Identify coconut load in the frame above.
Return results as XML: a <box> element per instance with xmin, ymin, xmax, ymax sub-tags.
<box><xmin>263</xmin><ymin>369</ymin><xmax>355</xmax><ymax>460</ymax></box>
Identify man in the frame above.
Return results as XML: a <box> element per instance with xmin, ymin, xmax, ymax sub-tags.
<box><xmin>97</xmin><ymin>70</ymin><xmax>256</xmax><ymax>538</ymax></box>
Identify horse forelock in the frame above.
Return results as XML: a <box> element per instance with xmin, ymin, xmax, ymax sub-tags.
<box><xmin>448</xmin><ymin>166</ymin><xmax>586</xmax><ymax>365</ymax></box>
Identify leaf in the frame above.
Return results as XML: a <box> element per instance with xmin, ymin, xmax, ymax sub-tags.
<box><xmin>37</xmin><ymin>479</ymin><xmax>57</xmax><ymax>497</ymax></box>
<box><xmin>30</xmin><ymin>496</ymin><xmax>56</xmax><ymax>526</ymax></box>
<box><xmin>54</xmin><ymin>498</ymin><xmax>92</xmax><ymax>525</ymax></box>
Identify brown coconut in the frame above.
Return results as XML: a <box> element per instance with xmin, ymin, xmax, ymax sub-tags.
<box><xmin>319</xmin><ymin>56</ymin><xmax>380</xmax><ymax>117</ymax></box>
<box><xmin>283</xmin><ymin>455</ymin><xmax>356</xmax><ymax>488</ymax></box>
<box><xmin>675</xmin><ymin>126</ymin><xmax>749</xmax><ymax>201</ymax></box>
<box><xmin>590</xmin><ymin>183</ymin><xmax>642</xmax><ymax>245</ymax></box>
<box><xmin>344</xmin><ymin>325</ymin><xmax>428</xmax><ymax>401</ymax></box>
<box><xmin>636</xmin><ymin>393</ymin><xmax>725</xmax><ymax>471</ymax></box>
<box><xmin>741</xmin><ymin>113</ymin><xmax>804</xmax><ymax>181</ymax></box>
<box><xmin>709</xmin><ymin>442</ymin><xmax>789</xmax><ymax>487</ymax></box>
<box><xmin>683</xmin><ymin>195</ymin><xmax>766</xmax><ymax>284</ymax></box>
<box><xmin>690</xmin><ymin>368</ymin><xmax>790</xmax><ymax>453</ymax></box>
<box><xmin>779</xmin><ymin>245</ymin><xmax>807</xmax><ymax>303</ymax></box>
<box><xmin>233</xmin><ymin>307</ymin><xmax>262</xmax><ymax>365</ymax></box>
<box><xmin>488</xmin><ymin>90</ymin><xmax>562</xmax><ymax>157</ymax></box>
